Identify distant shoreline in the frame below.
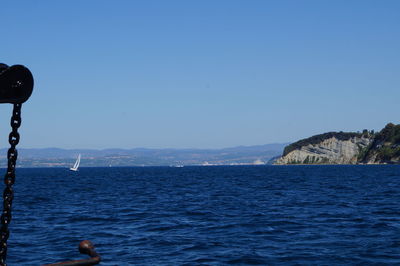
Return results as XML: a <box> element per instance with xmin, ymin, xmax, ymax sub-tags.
<box><xmin>11</xmin><ymin>163</ymin><xmax>400</xmax><ymax>169</ymax></box>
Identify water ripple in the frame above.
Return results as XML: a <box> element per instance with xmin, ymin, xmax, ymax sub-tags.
<box><xmin>4</xmin><ymin>165</ymin><xmax>400</xmax><ymax>265</ymax></box>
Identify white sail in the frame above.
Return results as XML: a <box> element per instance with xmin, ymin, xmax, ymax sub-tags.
<box><xmin>74</xmin><ymin>154</ymin><xmax>81</xmax><ymax>168</ymax></box>
<box><xmin>70</xmin><ymin>154</ymin><xmax>81</xmax><ymax>171</ymax></box>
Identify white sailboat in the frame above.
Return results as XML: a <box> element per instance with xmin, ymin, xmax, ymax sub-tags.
<box><xmin>70</xmin><ymin>154</ymin><xmax>81</xmax><ymax>171</ymax></box>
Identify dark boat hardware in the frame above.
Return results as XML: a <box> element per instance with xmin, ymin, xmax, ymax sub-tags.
<box><xmin>0</xmin><ymin>63</ymin><xmax>101</xmax><ymax>265</ymax></box>
<box><xmin>0</xmin><ymin>63</ymin><xmax>34</xmax><ymax>265</ymax></box>
<box><xmin>0</xmin><ymin>64</ymin><xmax>33</xmax><ymax>104</ymax></box>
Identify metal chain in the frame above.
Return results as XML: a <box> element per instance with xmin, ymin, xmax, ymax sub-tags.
<box><xmin>0</xmin><ymin>103</ymin><xmax>22</xmax><ymax>266</ymax></box>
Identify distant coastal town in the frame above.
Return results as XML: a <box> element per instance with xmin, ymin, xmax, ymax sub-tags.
<box><xmin>4</xmin><ymin>144</ymin><xmax>285</xmax><ymax>168</ymax></box>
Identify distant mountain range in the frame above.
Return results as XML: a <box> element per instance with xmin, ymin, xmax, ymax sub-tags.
<box><xmin>0</xmin><ymin>143</ymin><xmax>287</xmax><ymax>168</ymax></box>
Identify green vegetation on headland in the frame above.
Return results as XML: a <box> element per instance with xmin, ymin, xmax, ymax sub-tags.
<box><xmin>358</xmin><ymin>123</ymin><xmax>400</xmax><ymax>163</ymax></box>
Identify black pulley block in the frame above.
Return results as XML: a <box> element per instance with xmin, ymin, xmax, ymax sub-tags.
<box><xmin>0</xmin><ymin>64</ymin><xmax>34</xmax><ymax>104</ymax></box>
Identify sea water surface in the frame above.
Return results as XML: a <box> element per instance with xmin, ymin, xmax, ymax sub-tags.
<box><xmin>5</xmin><ymin>165</ymin><xmax>400</xmax><ymax>265</ymax></box>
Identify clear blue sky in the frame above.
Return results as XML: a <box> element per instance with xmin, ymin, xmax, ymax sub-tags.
<box><xmin>1</xmin><ymin>0</ymin><xmax>399</xmax><ymax>149</ymax></box>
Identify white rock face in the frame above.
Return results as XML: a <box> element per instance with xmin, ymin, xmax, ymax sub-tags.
<box><xmin>275</xmin><ymin>136</ymin><xmax>372</xmax><ymax>164</ymax></box>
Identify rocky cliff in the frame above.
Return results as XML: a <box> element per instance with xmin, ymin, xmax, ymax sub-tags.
<box><xmin>276</xmin><ymin>123</ymin><xmax>400</xmax><ymax>165</ymax></box>
<box><xmin>275</xmin><ymin>132</ymin><xmax>373</xmax><ymax>164</ymax></box>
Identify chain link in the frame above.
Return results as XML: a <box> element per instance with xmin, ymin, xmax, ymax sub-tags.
<box><xmin>0</xmin><ymin>103</ymin><xmax>22</xmax><ymax>265</ymax></box>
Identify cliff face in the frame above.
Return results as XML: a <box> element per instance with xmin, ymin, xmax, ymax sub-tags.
<box><xmin>276</xmin><ymin>123</ymin><xmax>400</xmax><ymax>165</ymax></box>
<box><xmin>275</xmin><ymin>135</ymin><xmax>373</xmax><ymax>164</ymax></box>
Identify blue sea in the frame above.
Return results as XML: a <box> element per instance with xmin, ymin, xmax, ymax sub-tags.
<box><xmin>5</xmin><ymin>165</ymin><xmax>400</xmax><ymax>265</ymax></box>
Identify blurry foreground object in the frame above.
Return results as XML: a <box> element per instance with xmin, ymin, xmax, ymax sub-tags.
<box><xmin>0</xmin><ymin>64</ymin><xmax>100</xmax><ymax>265</ymax></box>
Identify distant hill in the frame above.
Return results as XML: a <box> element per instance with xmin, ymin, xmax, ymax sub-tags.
<box><xmin>0</xmin><ymin>143</ymin><xmax>287</xmax><ymax>168</ymax></box>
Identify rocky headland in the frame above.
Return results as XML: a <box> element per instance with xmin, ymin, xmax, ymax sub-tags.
<box><xmin>275</xmin><ymin>123</ymin><xmax>400</xmax><ymax>165</ymax></box>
